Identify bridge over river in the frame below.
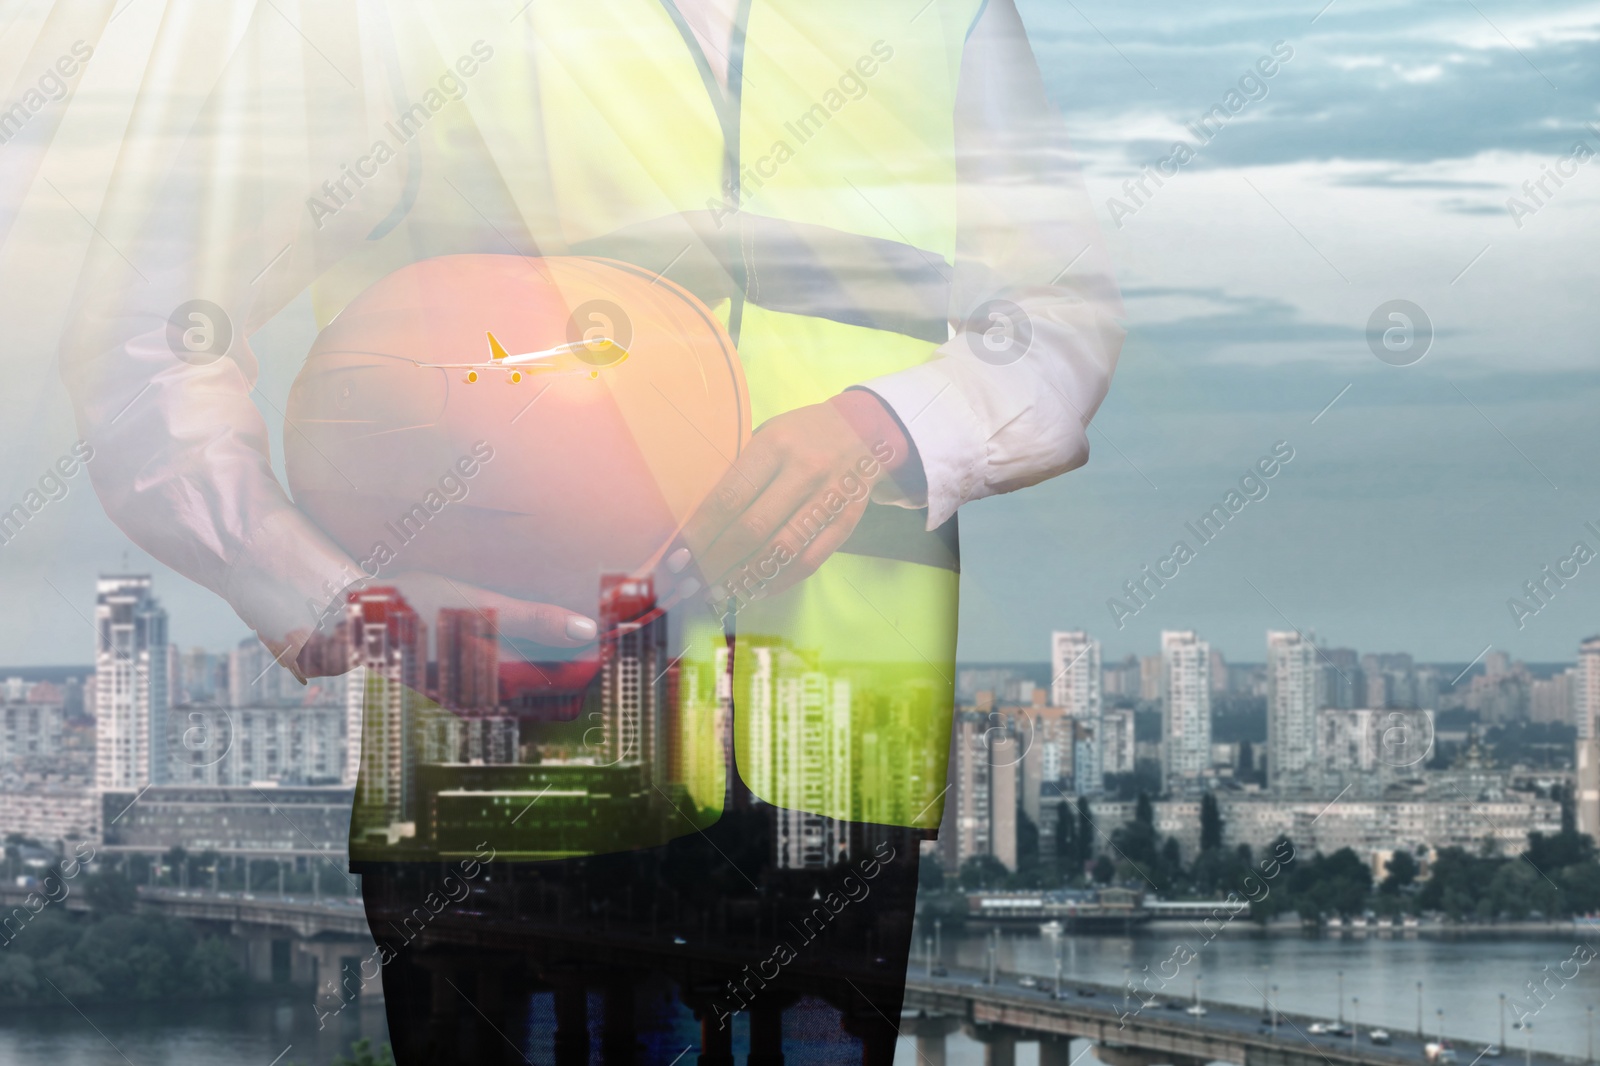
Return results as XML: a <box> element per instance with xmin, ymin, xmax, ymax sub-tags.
<box><xmin>3</xmin><ymin>885</ymin><xmax>1578</xmax><ymax>1066</ymax></box>
<box><xmin>902</xmin><ymin>965</ymin><xmax>1575</xmax><ymax>1066</ymax></box>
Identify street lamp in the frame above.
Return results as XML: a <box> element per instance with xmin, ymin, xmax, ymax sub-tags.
<box><xmin>1054</xmin><ymin>940</ymin><xmax>1063</xmax><ymax>996</ymax></box>
<box><xmin>1194</xmin><ymin>974</ymin><xmax>1203</xmax><ymax>1013</ymax></box>
<box><xmin>1124</xmin><ymin>965</ymin><xmax>1132</xmax><ymax>1010</ymax></box>
<box><xmin>1353</xmin><ymin>998</ymin><xmax>1360</xmax><ymax>1050</ymax></box>
<box><xmin>1501</xmin><ymin>994</ymin><xmax>1507</xmax><ymax>1053</ymax></box>
<box><xmin>1417</xmin><ymin>982</ymin><xmax>1424</xmax><ymax>1038</ymax></box>
<box><xmin>1272</xmin><ymin>985</ymin><xmax>1280</xmax><ymax>1037</ymax></box>
<box><xmin>1587</xmin><ymin>1005</ymin><xmax>1594</xmax><ymax>1065</ymax></box>
<box><xmin>1262</xmin><ymin>966</ymin><xmax>1270</xmax><ymax>1017</ymax></box>
<box><xmin>1525</xmin><ymin>1021</ymin><xmax>1533</xmax><ymax>1066</ymax></box>
<box><xmin>1438</xmin><ymin>1009</ymin><xmax>1445</xmax><ymax>1046</ymax></box>
<box><xmin>925</xmin><ymin>936</ymin><xmax>933</xmax><ymax>978</ymax></box>
<box><xmin>1338</xmin><ymin>971</ymin><xmax>1345</xmax><ymax>1024</ymax></box>
<box><xmin>935</xmin><ymin>918</ymin><xmax>942</xmax><ymax>962</ymax></box>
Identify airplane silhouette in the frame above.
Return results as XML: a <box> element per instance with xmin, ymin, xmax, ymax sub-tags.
<box><xmin>415</xmin><ymin>331</ymin><xmax>629</xmax><ymax>383</ymax></box>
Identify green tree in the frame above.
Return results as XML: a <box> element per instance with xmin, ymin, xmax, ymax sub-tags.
<box><xmin>332</xmin><ymin>1039</ymin><xmax>396</xmax><ymax>1066</ymax></box>
<box><xmin>1092</xmin><ymin>855</ymin><xmax>1116</xmax><ymax>884</ymax></box>
<box><xmin>0</xmin><ymin>953</ymin><xmax>37</xmax><ymax>1000</ymax></box>
<box><xmin>918</xmin><ymin>855</ymin><xmax>945</xmax><ymax>891</ymax></box>
<box><xmin>84</xmin><ymin>871</ymin><xmax>138</xmax><ymax>915</ymax></box>
<box><xmin>1380</xmin><ymin>851</ymin><xmax>1419</xmax><ymax>894</ymax></box>
<box><xmin>1161</xmin><ymin>837</ymin><xmax>1182</xmax><ymax>868</ymax></box>
<box><xmin>1288</xmin><ymin>848</ymin><xmax>1372</xmax><ymax>918</ymax></box>
<box><xmin>959</xmin><ymin>854</ymin><xmax>1010</xmax><ymax>890</ymax></box>
<box><xmin>1199</xmin><ymin>792</ymin><xmax>1222</xmax><ymax>852</ymax></box>
<box><xmin>1054</xmin><ymin>800</ymin><xmax>1076</xmax><ymax>880</ymax></box>
<box><xmin>1135</xmin><ymin>792</ymin><xmax>1154</xmax><ymax>827</ymax></box>
<box><xmin>188</xmin><ymin>936</ymin><xmax>243</xmax><ymax>997</ymax></box>
<box><xmin>1015</xmin><ymin>809</ymin><xmax>1040</xmax><ymax>880</ymax></box>
<box><xmin>1525</xmin><ymin>830</ymin><xmax>1594</xmax><ymax>872</ymax></box>
<box><xmin>1076</xmin><ymin>798</ymin><xmax>1095</xmax><ymax>869</ymax></box>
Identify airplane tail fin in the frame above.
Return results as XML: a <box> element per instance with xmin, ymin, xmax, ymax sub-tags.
<box><xmin>486</xmin><ymin>332</ymin><xmax>510</xmax><ymax>361</ymax></box>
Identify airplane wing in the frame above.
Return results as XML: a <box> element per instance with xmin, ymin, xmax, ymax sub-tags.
<box><xmin>408</xmin><ymin>360</ymin><xmax>554</xmax><ymax>368</ymax></box>
<box><xmin>408</xmin><ymin>332</ymin><xmax>627</xmax><ymax>373</ymax></box>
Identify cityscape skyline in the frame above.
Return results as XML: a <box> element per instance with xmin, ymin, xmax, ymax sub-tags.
<box><xmin>8</xmin><ymin>567</ymin><xmax>1599</xmax><ymax>674</ymax></box>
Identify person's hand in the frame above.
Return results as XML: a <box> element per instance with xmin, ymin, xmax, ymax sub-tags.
<box><xmin>261</xmin><ymin>571</ymin><xmax>599</xmax><ymax>682</ymax></box>
<box><xmin>674</xmin><ymin>389</ymin><xmax>925</xmax><ymax>611</ymax></box>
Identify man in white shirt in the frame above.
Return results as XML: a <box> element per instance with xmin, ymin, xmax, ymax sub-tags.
<box><xmin>48</xmin><ymin>0</ymin><xmax>1121</xmax><ymax>1060</ymax></box>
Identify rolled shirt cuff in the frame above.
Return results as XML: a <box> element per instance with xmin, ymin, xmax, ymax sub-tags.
<box><xmin>855</xmin><ymin>359</ymin><xmax>991</xmax><ymax>531</ymax></box>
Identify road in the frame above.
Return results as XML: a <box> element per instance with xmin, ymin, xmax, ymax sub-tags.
<box><xmin>903</xmin><ymin>964</ymin><xmax>1568</xmax><ymax>1066</ymax></box>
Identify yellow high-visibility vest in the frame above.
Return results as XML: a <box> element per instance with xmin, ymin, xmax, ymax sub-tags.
<box><xmin>343</xmin><ymin>1</ymin><xmax>982</xmax><ymax>861</ymax></box>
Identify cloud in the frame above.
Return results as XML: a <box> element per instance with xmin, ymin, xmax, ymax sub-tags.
<box><xmin>1023</xmin><ymin>0</ymin><xmax>1600</xmax><ymax>168</ymax></box>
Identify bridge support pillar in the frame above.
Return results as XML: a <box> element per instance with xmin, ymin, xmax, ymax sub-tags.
<box><xmin>748</xmin><ymin>1004</ymin><xmax>783</xmax><ymax>1066</ymax></box>
<box><xmin>905</xmin><ymin>1013</ymin><xmax>958</xmax><ymax>1066</ymax></box>
<box><xmin>553</xmin><ymin>981</ymin><xmax>590</xmax><ymax>1066</ymax></box>
<box><xmin>601</xmin><ymin>979</ymin><xmax>637</xmax><ymax>1065</ymax></box>
<box><xmin>696</xmin><ymin>1004</ymin><xmax>735</xmax><ymax>1066</ymax></box>
<box><xmin>982</xmin><ymin>1031</ymin><xmax>1016</xmax><ymax>1066</ymax></box>
<box><xmin>1039</xmin><ymin>1036</ymin><xmax>1075</xmax><ymax>1066</ymax></box>
<box><xmin>427</xmin><ymin>962</ymin><xmax>463</xmax><ymax>1064</ymax></box>
<box><xmin>244</xmin><ymin>935</ymin><xmax>275</xmax><ymax>984</ymax></box>
<box><xmin>290</xmin><ymin>939</ymin><xmax>318</xmax><ymax>984</ymax></box>
<box><xmin>465</xmin><ymin>965</ymin><xmax>513</xmax><ymax>1065</ymax></box>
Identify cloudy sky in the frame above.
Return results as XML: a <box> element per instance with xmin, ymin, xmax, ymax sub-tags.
<box><xmin>0</xmin><ymin>0</ymin><xmax>1595</xmax><ymax>668</ymax></box>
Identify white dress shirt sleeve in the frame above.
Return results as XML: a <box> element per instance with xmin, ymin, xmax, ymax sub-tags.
<box><xmin>858</xmin><ymin>0</ymin><xmax>1126</xmax><ymax>530</ymax></box>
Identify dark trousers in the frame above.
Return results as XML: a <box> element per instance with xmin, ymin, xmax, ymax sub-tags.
<box><xmin>359</xmin><ymin>807</ymin><xmax>925</xmax><ymax>1065</ymax></box>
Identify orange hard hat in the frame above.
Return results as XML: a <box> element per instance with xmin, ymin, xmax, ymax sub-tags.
<box><xmin>284</xmin><ymin>254</ymin><xmax>748</xmax><ymax>619</ymax></box>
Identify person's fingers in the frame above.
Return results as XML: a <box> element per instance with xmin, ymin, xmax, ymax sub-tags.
<box><xmin>491</xmin><ymin>593</ymin><xmax>599</xmax><ymax>646</ymax></box>
<box><xmin>755</xmin><ymin>493</ymin><xmax>870</xmax><ymax>600</ymax></box>
<box><xmin>260</xmin><ymin>630</ymin><xmax>317</xmax><ymax>682</ymax></box>
<box><xmin>672</xmin><ymin>422</ymin><xmax>790</xmax><ymax>563</ymax></box>
<box><xmin>709</xmin><ymin>487</ymin><xmax>869</xmax><ymax>610</ymax></box>
<box><xmin>677</xmin><ymin>435</ymin><xmax>784</xmax><ymax>565</ymax></box>
<box><xmin>695</xmin><ymin>465</ymin><xmax>824</xmax><ymax>587</ymax></box>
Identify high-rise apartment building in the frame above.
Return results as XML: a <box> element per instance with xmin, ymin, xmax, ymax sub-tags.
<box><xmin>1531</xmin><ymin>667</ymin><xmax>1577</xmax><ymax>724</ymax></box>
<box><xmin>1101</xmin><ymin>707</ymin><xmax>1136</xmax><ymax>775</ymax></box>
<box><xmin>1</xmin><ymin>694</ymin><xmax>65</xmax><ymax>763</ymax></box>
<box><xmin>345</xmin><ymin>587</ymin><xmax>426</xmax><ymax>830</ymax></box>
<box><xmin>597</xmin><ymin>576</ymin><xmax>669</xmax><ymax>779</ymax></box>
<box><xmin>170</xmin><ymin>704</ymin><xmax>346</xmax><ymax>786</ymax></box>
<box><xmin>1160</xmin><ymin>630</ymin><xmax>1211</xmax><ymax>794</ymax></box>
<box><xmin>939</xmin><ymin>710</ymin><xmax>1018</xmax><ymax>873</ymax></box>
<box><xmin>1267</xmin><ymin>630</ymin><xmax>1322</xmax><ymax>793</ymax></box>
<box><xmin>1320</xmin><ymin>648</ymin><xmax>1361</xmax><ymax>709</ymax></box>
<box><xmin>1209</xmin><ymin>648</ymin><xmax>1229</xmax><ymax>695</ymax></box>
<box><xmin>1102</xmin><ymin>654</ymin><xmax>1141</xmax><ymax>698</ymax></box>
<box><xmin>228</xmin><ymin>636</ymin><xmax>301</xmax><ymax>708</ymax></box>
<box><xmin>437</xmin><ymin>607</ymin><xmax>500</xmax><ymax>712</ymax></box>
<box><xmin>1315</xmin><ymin>708</ymin><xmax>1387</xmax><ymax>798</ymax></box>
<box><xmin>1139</xmin><ymin>655</ymin><xmax>1163</xmax><ymax>702</ymax></box>
<box><xmin>176</xmin><ymin>647</ymin><xmax>223</xmax><ymax>705</ymax></box>
<box><xmin>93</xmin><ymin>575</ymin><xmax>170</xmax><ymax>790</ymax></box>
<box><xmin>733</xmin><ymin>638</ymin><xmax>855</xmax><ymax>869</ymax></box>
<box><xmin>1050</xmin><ymin>630</ymin><xmax>1102</xmax><ymax>794</ymax></box>
<box><xmin>1577</xmin><ymin>637</ymin><xmax>1600</xmax><ymax>740</ymax></box>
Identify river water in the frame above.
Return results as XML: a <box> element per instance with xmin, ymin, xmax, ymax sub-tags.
<box><xmin>4</xmin><ymin>927</ymin><xmax>1595</xmax><ymax>1065</ymax></box>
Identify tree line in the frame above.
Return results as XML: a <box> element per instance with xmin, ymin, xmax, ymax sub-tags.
<box><xmin>919</xmin><ymin>791</ymin><xmax>1600</xmax><ymax>922</ymax></box>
